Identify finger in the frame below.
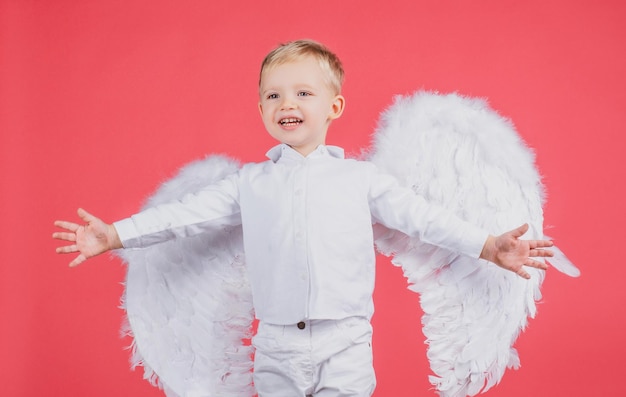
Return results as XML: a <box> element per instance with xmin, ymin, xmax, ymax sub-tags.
<box><xmin>78</xmin><ymin>208</ymin><xmax>97</xmax><ymax>224</ymax></box>
<box><xmin>516</xmin><ymin>268</ymin><xmax>530</xmax><ymax>279</ymax></box>
<box><xmin>529</xmin><ymin>248</ymin><xmax>554</xmax><ymax>257</ymax></box>
<box><xmin>528</xmin><ymin>239</ymin><xmax>554</xmax><ymax>248</ymax></box>
<box><xmin>56</xmin><ymin>244</ymin><xmax>78</xmax><ymax>254</ymax></box>
<box><xmin>510</xmin><ymin>223</ymin><xmax>529</xmax><ymax>239</ymax></box>
<box><xmin>69</xmin><ymin>254</ymin><xmax>87</xmax><ymax>268</ymax></box>
<box><xmin>54</xmin><ymin>220</ymin><xmax>80</xmax><ymax>232</ymax></box>
<box><xmin>525</xmin><ymin>259</ymin><xmax>548</xmax><ymax>270</ymax></box>
<box><xmin>52</xmin><ymin>232</ymin><xmax>77</xmax><ymax>242</ymax></box>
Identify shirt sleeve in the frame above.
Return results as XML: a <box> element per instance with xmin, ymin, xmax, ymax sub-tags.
<box><xmin>367</xmin><ymin>165</ymin><xmax>489</xmax><ymax>259</ymax></box>
<box><xmin>114</xmin><ymin>173</ymin><xmax>242</xmax><ymax>249</ymax></box>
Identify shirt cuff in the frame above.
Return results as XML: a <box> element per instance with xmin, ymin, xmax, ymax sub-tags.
<box><xmin>460</xmin><ymin>226</ymin><xmax>490</xmax><ymax>259</ymax></box>
<box><xmin>112</xmin><ymin>218</ymin><xmax>139</xmax><ymax>248</ymax></box>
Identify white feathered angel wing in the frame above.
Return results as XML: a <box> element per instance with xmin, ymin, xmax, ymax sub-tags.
<box><xmin>368</xmin><ymin>91</ymin><xmax>579</xmax><ymax>397</ymax></box>
<box><xmin>116</xmin><ymin>155</ymin><xmax>255</xmax><ymax>397</ymax></box>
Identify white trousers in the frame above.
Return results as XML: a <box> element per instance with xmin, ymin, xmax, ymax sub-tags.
<box><xmin>252</xmin><ymin>317</ymin><xmax>376</xmax><ymax>397</ymax></box>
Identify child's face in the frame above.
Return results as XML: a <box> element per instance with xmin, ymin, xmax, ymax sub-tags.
<box><xmin>258</xmin><ymin>56</ymin><xmax>345</xmax><ymax>156</ymax></box>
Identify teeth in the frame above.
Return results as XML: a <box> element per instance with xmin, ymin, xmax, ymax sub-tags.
<box><xmin>280</xmin><ymin>118</ymin><xmax>302</xmax><ymax>125</ymax></box>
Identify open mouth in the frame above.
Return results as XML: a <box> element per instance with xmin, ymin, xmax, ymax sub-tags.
<box><xmin>279</xmin><ymin>117</ymin><xmax>303</xmax><ymax>127</ymax></box>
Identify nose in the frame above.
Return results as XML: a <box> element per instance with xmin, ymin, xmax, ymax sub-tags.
<box><xmin>280</xmin><ymin>96</ymin><xmax>297</xmax><ymax>110</ymax></box>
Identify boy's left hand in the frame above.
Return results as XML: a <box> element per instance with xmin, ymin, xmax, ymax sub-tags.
<box><xmin>480</xmin><ymin>223</ymin><xmax>553</xmax><ymax>279</ymax></box>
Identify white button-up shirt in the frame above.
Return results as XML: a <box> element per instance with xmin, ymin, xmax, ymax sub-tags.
<box><xmin>114</xmin><ymin>144</ymin><xmax>489</xmax><ymax>324</ymax></box>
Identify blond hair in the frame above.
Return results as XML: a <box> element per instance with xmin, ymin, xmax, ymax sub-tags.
<box><xmin>259</xmin><ymin>39</ymin><xmax>345</xmax><ymax>95</ymax></box>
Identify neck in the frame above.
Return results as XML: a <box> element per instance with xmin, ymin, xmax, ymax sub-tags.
<box><xmin>289</xmin><ymin>143</ymin><xmax>324</xmax><ymax>157</ymax></box>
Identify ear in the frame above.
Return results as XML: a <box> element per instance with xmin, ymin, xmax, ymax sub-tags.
<box><xmin>328</xmin><ymin>94</ymin><xmax>345</xmax><ymax>120</ymax></box>
<box><xmin>258</xmin><ymin>101</ymin><xmax>264</xmax><ymax>117</ymax></box>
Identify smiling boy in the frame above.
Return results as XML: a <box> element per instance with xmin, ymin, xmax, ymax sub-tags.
<box><xmin>259</xmin><ymin>44</ymin><xmax>345</xmax><ymax>157</ymax></box>
<box><xmin>54</xmin><ymin>40</ymin><xmax>553</xmax><ymax>397</ymax></box>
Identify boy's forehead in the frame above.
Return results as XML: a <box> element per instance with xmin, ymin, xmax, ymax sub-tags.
<box><xmin>260</xmin><ymin>56</ymin><xmax>328</xmax><ymax>88</ymax></box>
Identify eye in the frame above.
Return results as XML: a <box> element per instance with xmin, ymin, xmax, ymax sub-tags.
<box><xmin>266</xmin><ymin>93</ymin><xmax>279</xmax><ymax>100</ymax></box>
<box><xmin>297</xmin><ymin>91</ymin><xmax>312</xmax><ymax>97</ymax></box>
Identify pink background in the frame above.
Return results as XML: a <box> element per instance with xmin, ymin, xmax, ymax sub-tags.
<box><xmin>2</xmin><ymin>0</ymin><xmax>624</xmax><ymax>395</ymax></box>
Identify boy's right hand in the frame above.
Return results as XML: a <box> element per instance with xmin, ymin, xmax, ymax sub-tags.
<box><xmin>53</xmin><ymin>208</ymin><xmax>123</xmax><ymax>267</ymax></box>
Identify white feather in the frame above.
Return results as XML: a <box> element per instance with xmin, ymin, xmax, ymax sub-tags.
<box><xmin>368</xmin><ymin>91</ymin><xmax>579</xmax><ymax>396</ymax></box>
<box><xmin>116</xmin><ymin>155</ymin><xmax>255</xmax><ymax>397</ymax></box>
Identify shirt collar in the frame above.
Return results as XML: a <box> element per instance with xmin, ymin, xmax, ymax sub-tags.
<box><xmin>265</xmin><ymin>144</ymin><xmax>345</xmax><ymax>163</ymax></box>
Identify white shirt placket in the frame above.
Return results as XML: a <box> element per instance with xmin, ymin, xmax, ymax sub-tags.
<box><xmin>292</xmin><ymin>159</ymin><xmax>311</xmax><ymax>320</ymax></box>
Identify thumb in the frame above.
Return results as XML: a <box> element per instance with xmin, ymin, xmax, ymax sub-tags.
<box><xmin>77</xmin><ymin>208</ymin><xmax>97</xmax><ymax>224</ymax></box>
<box><xmin>510</xmin><ymin>223</ymin><xmax>529</xmax><ymax>239</ymax></box>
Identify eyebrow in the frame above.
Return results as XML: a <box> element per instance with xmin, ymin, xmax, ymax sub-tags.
<box><xmin>260</xmin><ymin>83</ymin><xmax>317</xmax><ymax>95</ymax></box>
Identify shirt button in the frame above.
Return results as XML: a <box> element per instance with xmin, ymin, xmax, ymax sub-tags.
<box><xmin>297</xmin><ymin>321</ymin><xmax>306</xmax><ymax>330</ymax></box>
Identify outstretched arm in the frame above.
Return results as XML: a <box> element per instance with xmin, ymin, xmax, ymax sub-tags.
<box><xmin>480</xmin><ymin>223</ymin><xmax>552</xmax><ymax>279</ymax></box>
<box><xmin>53</xmin><ymin>208</ymin><xmax>123</xmax><ymax>267</ymax></box>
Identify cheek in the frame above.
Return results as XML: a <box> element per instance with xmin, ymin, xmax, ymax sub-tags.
<box><xmin>258</xmin><ymin>109</ymin><xmax>272</xmax><ymax>125</ymax></box>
